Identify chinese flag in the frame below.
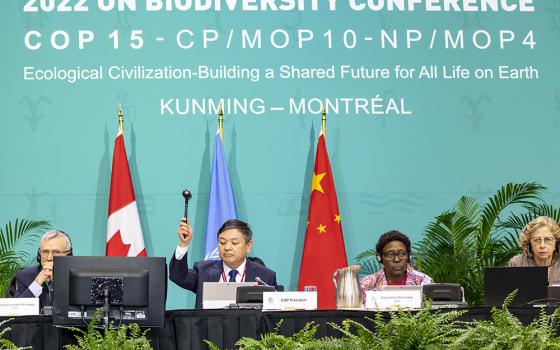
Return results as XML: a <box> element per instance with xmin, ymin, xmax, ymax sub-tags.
<box><xmin>106</xmin><ymin>132</ymin><xmax>147</xmax><ymax>257</ymax></box>
<box><xmin>298</xmin><ymin>132</ymin><xmax>348</xmax><ymax>309</ymax></box>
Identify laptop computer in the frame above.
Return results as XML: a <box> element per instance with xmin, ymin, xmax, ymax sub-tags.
<box><xmin>484</xmin><ymin>266</ymin><xmax>548</xmax><ymax>307</ymax></box>
<box><xmin>202</xmin><ymin>282</ymin><xmax>256</xmax><ymax>309</ymax></box>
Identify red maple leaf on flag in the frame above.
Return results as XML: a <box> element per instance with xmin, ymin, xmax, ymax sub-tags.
<box><xmin>106</xmin><ymin>230</ymin><xmax>132</xmax><ymax>256</ymax></box>
<box><xmin>106</xmin><ymin>132</ymin><xmax>147</xmax><ymax>257</ymax></box>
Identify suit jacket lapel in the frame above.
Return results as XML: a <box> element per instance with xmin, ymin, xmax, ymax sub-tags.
<box><xmin>244</xmin><ymin>260</ymin><xmax>257</xmax><ymax>282</ymax></box>
<box><xmin>208</xmin><ymin>260</ymin><xmax>223</xmax><ymax>282</ymax></box>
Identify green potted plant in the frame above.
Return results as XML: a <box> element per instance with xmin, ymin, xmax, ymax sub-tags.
<box><xmin>330</xmin><ymin>301</ymin><xmax>466</xmax><ymax>350</ymax></box>
<box><xmin>62</xmin><ymin>310</ymin><xmax>153</xmax><ymax>350</ymax></box>
<box><xmin>414</xmin><ymin>183</ymin><xmax>544</xmax><ymax>305</ymax></box>
<box><xmin>451</xmin><ymin>291</ymin><xmax>560</xmax><ymax>349</ymax></box>
<box><xmin>206</xmin><ymin>302</ymin><xmax>466</xmax><ymax>349</ymax></box>
<box><xmin>0</xmin><ymin>319</ymin><xmax>30</xmax><ymax>350</ymax></box>
<box><xmin>497</xmin><ymin>202</ymin><xmax>560</xmax><ymax>238</ymax></box>
<box><xmin>353</xmin><ymin>182</ymin><xmax>545</xmax><ymax>306</ymax></box>
<box><xmin>0</xmin><ymin>219</ymin><xmax>50</xmax><ymax>296</ymax></box>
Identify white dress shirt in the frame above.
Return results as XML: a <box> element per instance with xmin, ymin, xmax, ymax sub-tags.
<box><xmin>175</xmin><ymin>244</ymin><xmax>189</xmax><ymax>260</ymax></box>
<box><xmin>174</xmin><ymin>244</ymin><xmax>247</xmax><ymax>282</ymax></box>
<box><xmin>221</xmin><ymin>259</ymin><xmax>247</xmax><ymax>283</ymax></box>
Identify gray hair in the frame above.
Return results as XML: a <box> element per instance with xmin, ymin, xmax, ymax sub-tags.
<box><xmin>40</xmin><ymin>230</ymin><xmax>72</xmax><ymax>251</ymax></box>
<box><xmin>519</xmin><ymin>216</ymin><xmax>560</xmax><ymax>254</ymax></box>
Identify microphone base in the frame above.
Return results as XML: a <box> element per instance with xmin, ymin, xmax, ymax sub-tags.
<box><xmin>227</xmin><ymin>303</ymin><xmax>263</xmax><ymax>309</ymax></box>
<box><xmin>41</xmin><ymin>306</ymin><xmax>52</xmax><ymax>316</ymax></box>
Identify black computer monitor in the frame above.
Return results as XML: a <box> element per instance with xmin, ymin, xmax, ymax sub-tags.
<box><xmin>484</xmin><ymin>266</ymin><xmax>548</xmax><ymax>307</ymax></box>
<box><xmin>52</xmin><ymin>256</ymin><xmax>166</xmax><ymax>327</ymax></box>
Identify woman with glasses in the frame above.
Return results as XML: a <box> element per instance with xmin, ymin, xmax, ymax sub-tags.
<box><xmin>360</xmin><ymin>230</ymin><xmax>432</xmax><ymax>296</ymax></box>
<box><xmin>509</xmin><ymin>216</ymin><xmax>560</xmax><ymax>284</ymax></box>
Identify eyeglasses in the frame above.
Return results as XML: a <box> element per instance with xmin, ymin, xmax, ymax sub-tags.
<box><xmin>39</xmin><ymin>249</ymin><xmax>70</xmax><ymax>257</ymax></box>
<box><xmin>530</xmin><ymin>237</ymin><xmax>556</xmax><ymax>246</ymax></box>
<box><xmin>382</xmin><ymin>251</ymin><xmax>408</xmax><ymax>260</ymax></box>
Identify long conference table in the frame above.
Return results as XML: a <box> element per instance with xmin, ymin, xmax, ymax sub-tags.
<box><xmin>1</xmin><ymin>307</ymin><xmax>552</xmax><ymax>349</ymax></box>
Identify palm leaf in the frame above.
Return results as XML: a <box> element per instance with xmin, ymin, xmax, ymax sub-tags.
<box><xmin>0</xmin><ymin>219</ymin><xmax>50</xmax><ymax>296</ymax></box>
<box><xmin>497</xmin><ymin>203</ymin><xmax>560</xmax><ymax>241</ymax></box>
<box><xmin>455</xmin><ymin>196</ymin><xmax>480</xmax><ymax>225</ymax></box>
<box><xmin>0</xmin><ymin>251</ymin><xmax>19</xmax><ymax>265</ymax></box>
<box><xmin>358</xmin><ymin>259</ymin><xmax>380</xmax><ymax>278</ymax></box>
<box><xmin>496</xmin><ymin>210</ymin><xmax>535</xmax><ymax>234</ymax></box>
<box><xmin>354</xmin><ymin>248</ymin><xmax>376</xmax><ymax>262</ymax></box>
<box><xmin>493</xmin><ymin>239</ymin><xmax>521</xmax><ymax>266</ymax></box>
<box><xmin>528</xmin><ymin>203</ymin><xmax>560</xmax><ymax>222</ymax></box>
<box><xmin>478</xmin><ymin>182</ymin><xmax>544</xmax><ymax>258</ymax></box>
<box><xmin>354</xmin><ymin>249</ymin><xmax>380</xmax><ymax>277</ymax></box>
<box><xmin>415</xmin><ymin>209</ymin><xmax>478</xmax><ymax>284</ymax></box>
<box><xmin>0</xmin><ymin>219</ymin><xmax>50</xmax><ymax>253</ymax></box>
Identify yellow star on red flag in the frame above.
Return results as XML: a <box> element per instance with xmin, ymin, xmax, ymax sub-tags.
<box><xmin>298</xmin><ymin>133</ymin><xmax>348</xmax><ymax>310</ymax></box>
<box><xmin>311</xmin><ymin>172</ymin><xmax>326</xmax><ymax>193</ymax></box>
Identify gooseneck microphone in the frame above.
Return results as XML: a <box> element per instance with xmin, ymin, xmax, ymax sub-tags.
<box><xmin>181</xmin><ymin>190</ymin><xmax>192</xmax><ymax>239</ymax></box>
<box><xmin>255</xmin><ymin>277</ymin><xmax>270</xmax><ymax>287</ymax></box>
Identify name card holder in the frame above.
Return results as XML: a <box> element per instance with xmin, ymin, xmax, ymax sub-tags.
<box><xmin>0</xmin><ymin>298</ymin><xmax>40</xmax><ymax>316</ymax></box>
<box><xmin>262</xmin><ymin>291</ymin><xmax>317</xmax><ymax>310</ymax></box>
<box><xmin>365</xmin><ymin>288</ymin><xmax>422</xmax><ymax>310</ymax></box>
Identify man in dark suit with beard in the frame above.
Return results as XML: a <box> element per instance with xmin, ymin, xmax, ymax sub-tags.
<box><xmin>169</xmin><ymin>219</ymin><xmax>277</xmax><ymax>308</ymax></box>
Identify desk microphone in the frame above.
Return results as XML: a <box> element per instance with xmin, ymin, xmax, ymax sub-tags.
<box><xmin>255</xmin><ymin>277</ymin><xmax>271</xmax><ymax>287</ymax></box>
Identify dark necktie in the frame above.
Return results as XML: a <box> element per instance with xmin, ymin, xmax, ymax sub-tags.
<box><xmin>228</xmin><ymin>269</ymin><xmax>238</xmax><ymax>282</ymax></box>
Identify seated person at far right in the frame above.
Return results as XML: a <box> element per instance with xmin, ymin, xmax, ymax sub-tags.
<box><xmin>508</xmin><ymin>216</ymin><xmax>560</xmax><ymax>284</ymax></box>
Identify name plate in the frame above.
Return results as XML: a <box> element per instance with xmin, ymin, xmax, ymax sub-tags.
<box><xmin>262</xmin><ymin>291</ymin><xmax>317</xmax><ymax>310</ymax></box>
<box><xmin>0</xmin><ymin>298</ymin><xmax>40</xmax><ymax>316</ymax></box>
<box><xmin>365</xmin><ymin>288</ymin><xmax>422</xmax><ymax>310</ymax></box>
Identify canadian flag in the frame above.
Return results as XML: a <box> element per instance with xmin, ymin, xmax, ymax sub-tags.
<box><xmin>106</xmin><ymin>132</ymin><xmax>146</xmax><ymax>257</ymax></box>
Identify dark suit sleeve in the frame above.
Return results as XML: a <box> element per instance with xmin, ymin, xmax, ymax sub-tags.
<box><xmin>169</xmin><ymin>251</ymin><xmax>199</xmax><ymax>294</ymax></box>
<box><xmin>271</xmin><ymin>272</ymin><xmax>277</xmax><ymax>287</ymax></box>
<box><xmin>268</xmin><ymin>271</ymin><xmax>277</xmax><ymax>287</ymax></box>
<box><xmin>8</xmin><ymin>270</ymin><xmax>40</xmax><ymax>298</ymax></box>
<box><xmin>256</xmin><ymin>265</ymin><xmax>277</xmax><ymax>287</ymax></box>
<box><xmin>6</xmin><ymin>276</ymin><xmax>17</xmax><ymax>298</ymax></box>
<box><xmin>15</xmin><ymin>287</ymin><xmax>37</xmax><ymax>298</ymax></box>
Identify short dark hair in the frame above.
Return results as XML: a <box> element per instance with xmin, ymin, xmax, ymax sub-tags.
<box><xmin>217</xmin><ymin>219</ymin><xmax>253</xmax><ymax>242</ymax></box>
<box><xmin>375</xmin><ymin>230</ymin><xmax>411</xmax><ymax>256</ymax></box>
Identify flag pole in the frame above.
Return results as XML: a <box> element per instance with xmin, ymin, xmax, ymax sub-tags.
<box><xmin>218</xmin><ymin>102</ymin><xmax>224</xmax><ymax>141</ymax></box>
<box><xmin>321</xmin><ymin>103</ymin><xmax>326</xmax><ymax>135</ymax></box>
<box><xmin>118</xmin><ymin>104</ymin><xmax>124</xmax><ymax>134</ymax></box>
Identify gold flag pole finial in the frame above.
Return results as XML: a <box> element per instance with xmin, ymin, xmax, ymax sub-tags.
<box><xmin>218</xmin><ymin>102</ymin><xmax>224</xmax><ymax>141</ymax></box>
<box><xmin>118</xmin><ymin>104</ymin><xmax>124</xmax><ymax>134</ymax></box>
<box><xmin>321</xmin><ymin>103</ymin><xmax>326</xmax><ymax>135</ymax></box>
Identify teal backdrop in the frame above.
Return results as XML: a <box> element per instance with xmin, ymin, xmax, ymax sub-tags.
<box><xmin>1</xmin><ymin>0</ymin><xmax>560</xmax><ymax>309</ymax></box>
